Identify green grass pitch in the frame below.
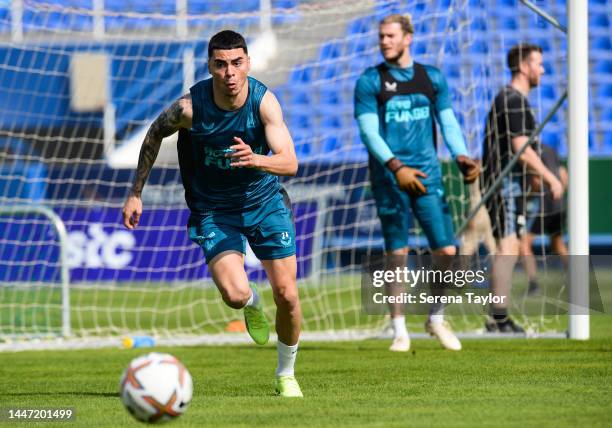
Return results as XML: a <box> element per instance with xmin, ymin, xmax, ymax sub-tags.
<box><xmin>0</xmin><ymin>315</ymin><xmax>611</xmax><ymax>427</ymax></box>
<box><xmin>1</xmin><ymin>269</ymin><xmax>611</xmax><ymax>426</ymax></box>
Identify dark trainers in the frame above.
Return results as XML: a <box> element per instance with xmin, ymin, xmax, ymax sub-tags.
<box><xmin>527</xmin><ymin>280</ymin><xmax>540</xmax><ymax>296</ymax></box>
<box><xmin>485</xmin><ymin>316</ymin><xmax>525</xmax><ymax>333</ymax></box>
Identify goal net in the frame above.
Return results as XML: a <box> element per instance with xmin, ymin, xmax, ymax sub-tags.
<box><xmin>0</xmin><ymin>0</ymin><xmax>571</xmax><ymax>349</ymax></box>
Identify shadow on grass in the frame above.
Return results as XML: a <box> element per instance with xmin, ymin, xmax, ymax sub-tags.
<box><xmin>2</xmin><ymin>392</ymin><xmax>119</xmax><ymax>398</ymax></box>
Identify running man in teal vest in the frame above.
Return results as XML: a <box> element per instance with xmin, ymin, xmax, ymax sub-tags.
<box><xmin>354</xmin><ymin>14</ymin><xmax>480</xmax><ymax>352</ymax></box>
<box><xmin>122</xmin><ymin>30</ymin><xmax>302</xmax><ymax>397</ymax></box>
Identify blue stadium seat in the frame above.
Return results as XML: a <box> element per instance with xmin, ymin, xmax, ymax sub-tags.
<box><xmin>411</xmin><ymin>2</ymin><xmax>426</xmax><ymax>14</ymax></box>
<box><xmin>317</xmin><ymin>62</ymin><xmax>342</xmax><ymax>81</ymax></box>
<box><xmin>590</xmin><ymin>13</ymin><xmax>610</xmax><ymax>29</ymax></box>
<box><xmin>0</xmin><ymin>7</ymin><xmax>9</xmax><ymax>34</ymax></box>
<box><xmin>498</xmin><ymin>16</ymin><xmax>518</xmax><ymax>30</ymax></box>
<box><xmin>540</xmin><ymin>131</ymin><xmax>560</xmax><ymax>152</ymax></box>
<box><xmin>215</xmin><ymin>0</ymin><xmax>258</xmax><ymax>13</ymax></box>
<box><xmin>471</xmin><ymin>64</ymin><xmax>490</xmax><ymax>80</ymax></box>
<box><xmin>347</xmin><ymin>17</ymin><xmax>374</xmax><ymax>34</ymax></box>
<box><xmin>320</xmin><ymin>116</ymin><xmax>342</xmax><ymax>129</ymax></box>
<box><xmin>287</xmin><ymin>113</ymin><xmax>312</xmax><ymax>131</ymax></box>
<box><xmin>104</xmin><ymin>0</ymin><xmax>146</xmax><ymax>13</ymax></box>
<box><xmin>188</xmin><ymin>2</ymin><xmax>213</xmax><ymax>14</ymax></box>
<box><xmin>23</xmin><ymin>0</ymin><xmax>96</xmax><ymax>32</ymax></box>
<box><xmin>374</xmin><ymin>3</ymin><xmax>401</xmax><ymax>20</ymax></box>
<box><xmin>100</xmin><ymin>0</ymin><xmax>177</xmax><ymax>31</ymax></box>
<box><xmin>320</xmin><ymin>90</ymin><xmax>341</xmax><ymax>106</ymax></box>
<box><xmin>470</xmin><ymin>17</ymin><xmax>487</xmax><ymax>31</ymax></box>
<box><xmin>603</xmin><ymin>133</ymin><xmax>612</xmax><ymax>152</ymax></box>
<box><xmin>444</xmin><ymin>63</ymin><xmax>461</xmax><ymax>79</ymax></box>
<box><xmin>347</xmin><ymin>38</ymin><xmax>369</xmax><ymax>55</ymax></box>
<box><xmin>594</xmin><ymin>60</ymin><xmax>612</xmax><ymax>75</ymax></box>
<box><xmin>449</xmin><ymin>88</ymin><xmax>462</xmax><ymax>103</ymax></box>
<box><xmin>289</xmin><ymin>65</ymin><xmax>315</xmax><ymax>84</ymax></box>
<box><xmin>319</xmin><ymin>41</ymin><xmax>343</xmax><ymax>60</ymax></box>
<box><xmin>533</xmin><ymin>38</ymin><xmax>552</xmax><ymax>52</ymax></box>
<box><xmin>540</xmin><ymin>85</ymin><xmax>556</xmax><ymax>100</ymax></box>
<box><xmin>348</xmin><ymin>57</ymin><xmax>371</xmax><ymax>75</ymax></box>
<box><xmin>469</xmin><ymin>39</ymin><xmax>489</xmax><ymax>54</ymax></box>
<box><xmin>415</xmin><ymin>20</ymin><xmax>431</xmax><ymax>34</ymax></box>
<box><xmin>289</xmin><ymin>88</ymin><xmax>312</xmax><ymax>106</ymax></box>
<box><xmin>321</xmin><ymin>136</ymin><xmax>341</xmax><ymax>153</ymax></box>
<box><xmin>412</xmin><ymin>41</ymin><xmax>427</xmax><ymax>55</ymax></box>
<box><xmin>472</xmin><ymin>86</ymin><xmax>493</xmax><ymax>103</ymax></box>
<box><xmin>348</xmin><ymin>136</ymin><xmax>369</xmax><ymax>162</ymax></box>
<box><xmin>292</xmin><ymin>131</ymin><xmax>312</xmax><ymax>159</ymax></box>
<box><xmin>186</xmin><ymin>1</ymin><xmax>213</xmax><ymax>28</ymax></box>
<box><xmin>434</xmin><ymin>18</ymin><xmax>451</xmax><ymax>32</ymax></box>
<box><xmin>273</xmin><ymin>0</ymin><xmax>298</xmax><ymax>9</ymax></box>
<box><xmin>274</xmin><ymin>87</ymin><xmax>287</xmax><ymax>108</ymax></box>
<box><xmin>556</xmin><ymin>13</ymin><xmax>568</xmax><ymax>29</ymax></box>
<box><xmin>601</xmin><ymin>107</ymin><xmax>612</xmax><ymax>123</ymax></box>
<box><xmin>592</xmin><ymin>36</ymin><xmax>612</xmax><ymax>51</ymax></box>
<box><xmin>444</xmin><ymin>40</ymin><xmax>461</xmax><ymax>55</ymax></box>
<box><xmin>272</xmin><ymin>0</ymin><xmax>301</xmax><ymax>25</ymax></box>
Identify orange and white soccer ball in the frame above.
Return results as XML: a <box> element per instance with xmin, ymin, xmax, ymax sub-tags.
<box><xmin>120</xmin><ymin>352</ymin><xmax>193</xmax><ymax>423</ymax></box>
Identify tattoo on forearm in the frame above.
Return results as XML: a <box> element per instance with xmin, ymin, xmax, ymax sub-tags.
<box><xmin>131</xmin><ymin>95</ymin><xmax>191</xmax><ymax>195</ymax></box>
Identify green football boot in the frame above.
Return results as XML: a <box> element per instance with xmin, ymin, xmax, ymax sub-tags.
<box><xmin>243</xmin><ymin>284</ymin><xmax>269</xmax><ymax>345</ymax></box>
<box><xmin>275</xmin><ymin>375</ymin><xmax>303</xmax><ymax>398</ymax></box>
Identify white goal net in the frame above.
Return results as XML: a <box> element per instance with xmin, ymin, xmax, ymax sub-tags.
<box><xmin>0</xmin><ymin>0</ymin><xmax>571</xmax><ymax>349</ymax></box>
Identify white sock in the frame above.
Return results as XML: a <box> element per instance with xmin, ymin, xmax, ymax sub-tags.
<box><xmin>245</xmin><ymin>285</ymin><xmax>260</xmax><ymax>308</ymax></box>
<box><xmin>392</xmin><ymin>316</ymin><xmax>408</xmax><ymax>338</ymax></box>
<box><xmin>428</xmin><ymin>314</ymin><xmax>445</xmax><ymax>324</ymax></box>
<box><xmin>428</xmin><ymin>300</ymin><xmax>445</xmax><ymax>324</ymax></box>
<box><xmin>276</xmin><ymin>341</ymin><xmax>298</xmax><ymax>377</ymax></box>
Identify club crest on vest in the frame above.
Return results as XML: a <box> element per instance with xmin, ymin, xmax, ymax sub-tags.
<box><xmin>384</xmin><ymin>81</ymin><xmax>397</xmax><ymax>92</ymax></box>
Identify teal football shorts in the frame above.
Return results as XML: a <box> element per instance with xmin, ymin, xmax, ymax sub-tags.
<box><xmin>372</xmin><ymin>180</ymin><xmax>455</xmax><ymax>251</ymax></box>
<box><xmin>188</xmin><ymin>188</ymin><xmax>296</xmax><ymax>263</ymax></box>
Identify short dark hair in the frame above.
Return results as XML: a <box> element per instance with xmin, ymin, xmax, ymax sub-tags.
<box><xmin>208</xmin><ymin>30</ymin><xmax>248</xmax><ymax>58</ymax></box>
<box><xmin>507</xmin><ymin>43</ymin><xmax>542</xmax><ymax>75</ymax></box>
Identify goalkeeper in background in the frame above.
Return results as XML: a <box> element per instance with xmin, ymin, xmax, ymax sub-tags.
<box><xmin>354</xmin><ymin>14</ymin><xmax>480</xmax><ymax>352</ymax></box>
<box><xmin>122</xmin><ymin>30</ymin><xmax>303</xmax><ymax>397</ymax></box>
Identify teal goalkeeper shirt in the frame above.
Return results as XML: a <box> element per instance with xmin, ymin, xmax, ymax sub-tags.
<box><xmin>354</xmin><ymin>62</ymin><xmax>467</xmax><ymax>186</ymax></box>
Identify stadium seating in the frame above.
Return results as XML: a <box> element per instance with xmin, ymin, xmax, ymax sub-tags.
<box><xmin>6</xmin><ymin>0</ymin><xmax>293</xmax><ymax>34</ymax></box>
<box><xmin>0</xmin><ymin>0</ymin><xmax>610</xmax><ymax>156</ymax></box>
<box><xmin>279</xmin><ymin>0</ymin><xmax>611</xmax><ymax>158</ymax></box>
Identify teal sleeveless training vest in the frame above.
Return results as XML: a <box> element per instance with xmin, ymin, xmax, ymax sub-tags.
<box><xmin>177</xmin><ymin>76</ymin><xmax>280</xmax><ymax>215</ymax></box>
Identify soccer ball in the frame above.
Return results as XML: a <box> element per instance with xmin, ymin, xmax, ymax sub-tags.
<box><xmin>119</xmin><ymin>352</ymin><xmax>193</xmax><ymax>423</ymax></box>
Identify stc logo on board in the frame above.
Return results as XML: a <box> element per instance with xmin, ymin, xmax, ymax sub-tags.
<box><xmin>65</xmin><ymin>223</ymin><xmax>262</xmax><ymax>270</ymax></box>
<box><xmin>67</xmin><ymin>224</ymin><xmax>135</xmax><ymax>269</ymax></box>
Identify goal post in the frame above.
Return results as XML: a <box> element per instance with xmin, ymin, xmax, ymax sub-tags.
<box><xmin>567</xmin><ymin>0</ymin><xmax>589</xmax><ymax>340</ymax></box>
<box><xmin>0</xmin><ymin>205</ymin><xmax>71</xmax><ymax>338</ymax></box>
<box><xmin>0</xmin><ymin>0</ymin><xmax>593</xmax><ymax>349</ymax></box>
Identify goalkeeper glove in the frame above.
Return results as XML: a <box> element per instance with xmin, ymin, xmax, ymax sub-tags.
<box><xmin>385</xmin><ymin>157</ymin><xmax>428</xmax><ymax>196</ymax></box>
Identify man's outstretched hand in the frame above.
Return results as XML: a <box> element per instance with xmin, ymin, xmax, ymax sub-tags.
<box><xmin>122</xmin><ymin>194</ymin><xmax>143</xmax><ymax>230</ymax></box>
<box><xmin>456</xmin><ymin>155</ymin><xmax>481</xmax><ymax>184</ymax></box>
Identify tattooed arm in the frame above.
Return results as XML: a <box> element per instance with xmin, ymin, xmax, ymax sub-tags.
<box><xmin>122</xmin><ymin>94</ymin><xmax>193</xmax><ymax>229</ymax></box>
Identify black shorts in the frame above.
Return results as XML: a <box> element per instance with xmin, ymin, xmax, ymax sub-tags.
<box><xmin>486</xmin><ymin>177</ymin><xmax>524</xmax><ymax>240</ymax></box>
<box><xmin>529</xmin><ymin>211</ymin><xmax>565</xmax><ymax>236</ymax></box>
